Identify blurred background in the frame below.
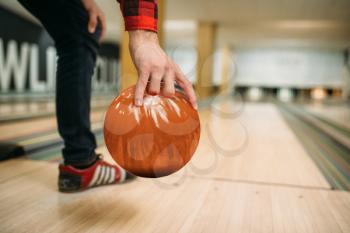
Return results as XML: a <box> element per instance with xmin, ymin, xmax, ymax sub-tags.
<box><xmin>0</xmin><ymin>0</ymin><xmax>349</xmax><ymax>186</ymax></box>
<box><xmin>0</xmin><ymin>0</ymin><xmax>350</xmax><ymax>186</ymax></box>
<box><xmin>0</xmin><ymin>1</ymin><xmax>350</xmax><ymax>232</ymax></box>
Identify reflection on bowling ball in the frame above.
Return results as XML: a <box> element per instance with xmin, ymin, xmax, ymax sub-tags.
<box><xmin>104</xmin><ymin>85</ymin><xmax>201</xmax><ymax>178</ymax></box>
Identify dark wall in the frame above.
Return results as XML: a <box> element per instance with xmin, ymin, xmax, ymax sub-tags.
<box><xmin>0</xmin><ymin>6</ymin><xmax>119</xmax><ymax>94</ymax></box>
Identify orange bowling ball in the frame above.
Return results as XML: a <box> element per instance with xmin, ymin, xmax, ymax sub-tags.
<box><xmin>104</xmin><ymin>85</ymin><xmax>200</xmax><ymax>178</ymax></box>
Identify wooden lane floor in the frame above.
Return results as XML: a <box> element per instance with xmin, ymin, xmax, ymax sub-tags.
<box><xmin>0</xmin><ymin>109</ymin><xmax>106</xmax><ymax>162</ymax></box>
<box><xmin>0</xmin><ymin>159</ymin><xmax>349</xmax><ymax>233</ymax></box>
<box><xmin>187</xmin><ymin>102</ymin><xmax>330</xmax><ymax>189</ymax></box>
<box><xmin>0</xmin><ymin>110</ymin><xmax>105</xmax><ymax>141</ymax></box>
<box><xmin>1</xmin><ymin>101</ymin><xmax>349</xmax><ymax>232</ymax></box>
<box><xmin>303</xmin><ymin>102</ymin><xmax>350</xmax><ymax>130</ymax></box>
<box><xmin>278</xmin><ymin>104</ymin><xmax>350</xmax><ymax>190</ymax></box>
<box><xmin>0</xmin><ymin>95</ymin><xmax>113</xmax><ymax>123</ymax></box>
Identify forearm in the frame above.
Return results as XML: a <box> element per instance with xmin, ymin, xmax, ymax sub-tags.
<box><xmin>129</xmin><ymin>30</ymin><xmax>158</xmax><ymax>48</ymax></box>
<box><xmin>117</xmin><ymin>0</ymin><xmax>197</xmax><ymax>109</ymax></box>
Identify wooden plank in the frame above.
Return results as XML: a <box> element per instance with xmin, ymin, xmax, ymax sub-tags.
<box><xmin>305</xmin><ymin>104</ymin><xmax>350</xmax><ymax>130</ymax></box>
<box><xmin>0</xmin><ymin>110</ymin><xmax>105</xmax><ymax>141</ymax></box>
<box><xmin>98</xmin><ymin>103</ymin><xmax>329</xmax><ymax>189</ymax></box>
<box><xmin>1</xmin><ymin>101</ymin><xmax>328</xmax><ymax>189</ymax></box>
<box><xmin>188</xmin><ymin>103</ymin><xmax>330</xmax><ymax>189</ymax></box>
<box><xmin>0</xmin><ymin>159</ymin><xmax>47</xmax><ymax>183</ymax></box>
<box><xmin>0</xmin><ymin>101</ymin><xmax>343</xmax><ymax>232</ymax></box>
<box><xmin>0</xmin><ymin>159</ymin><xmax>349</xmax><ymax>233</ymax></box>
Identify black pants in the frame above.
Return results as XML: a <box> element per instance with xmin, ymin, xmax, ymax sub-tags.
<box><xmin>19</xmin><ymin>0</ymin><xmax>101</xmax><ymax>166</ymax></box>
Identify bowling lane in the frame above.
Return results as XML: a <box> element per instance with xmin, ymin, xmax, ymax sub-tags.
<box><xmin>0</xmin><ymin>101</ymin><xmax>54</xmax><ymax>117</ymax></box>
<box><xmin>0</xmin><ymin>96</ymin><xmax>112</xmax><ymax>123</ymax></box>
<box><xmin>96</xmin><ymin>101</ymin><xmax>329</xmax><ymax>189</ymax></box>
<box><xmin>183</xmin><ymin>101</ymin><xmax>330</xmax><ymax>189</ymax></box>
<box><xmin>0</xmin><ymin>110</ymin><xmax>105</xmax><ymax>141</ymax></box>
<box><xmin>9</xmin><ymin>100</ymin><xmax>330</xmax><ymax>189</ymax></box>
<box><xmin>0</xmin><ymin>108</ymin><xmax>106</xmax><ymax>162</ymax></box>
<box><xmin>0</xmin><ymin>98</ymin><xmax>330</xmax><ymax>189</ymax></box>
<box><xmin>303</xmin><ymin>102</ymin><xmax>350</xmax><ymax>130</ymax></box>
<box><xmin>0</xmin><ymin>158</ymin><xmax>349</xmax><ymax>233</ymax></box>
<box><xmin>0</xmin><ymin>101</ymin><xmax>347</xmax><ymax>232</ymax></box>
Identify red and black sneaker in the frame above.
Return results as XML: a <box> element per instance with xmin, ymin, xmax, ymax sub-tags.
<box><xmin>58</xmin><ymin>155</ymin><xmax>135</xmax><ymax>192</ymax></box>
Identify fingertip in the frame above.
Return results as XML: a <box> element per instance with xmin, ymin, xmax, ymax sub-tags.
<box><xmin>134</xmin><ymin>98</ymin><xmax>143</xmax><ymax>107</ymax></box>
<box><xmin>134</xmin><ymin>82</ymin><xmax>147</xmax><ymax>106</ymax></box>
<box><xmin>192</xmin><ymin>101</ymin><xmax>198</xmax><ymax>110</ymax></box>
<box><xmin>89</xmin><ymin>26</ymin><xmax>95</xmax><ymax>34</ymax></box>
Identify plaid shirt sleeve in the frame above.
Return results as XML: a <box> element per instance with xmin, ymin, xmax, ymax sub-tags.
<box><xmin>117</xmin><ymin>0</ymin><xmax>158</xmax><ymax>32</ymax></box>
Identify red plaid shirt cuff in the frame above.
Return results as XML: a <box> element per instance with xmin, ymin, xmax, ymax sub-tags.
<box><xmin>118</xmin><ymin>0</ymin><xmax>158</xmax><ymax>32</ymax></box>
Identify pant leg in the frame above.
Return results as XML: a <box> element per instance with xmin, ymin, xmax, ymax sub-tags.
<box><xmin>18</xmin><ymin>0</ymin><xmax>101</xmax><ymax>166</ymax></box>
<box><xmin>56</xmin><ymin>42</ymin><xmax>98</xmax><ymax>166</ymax></box>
